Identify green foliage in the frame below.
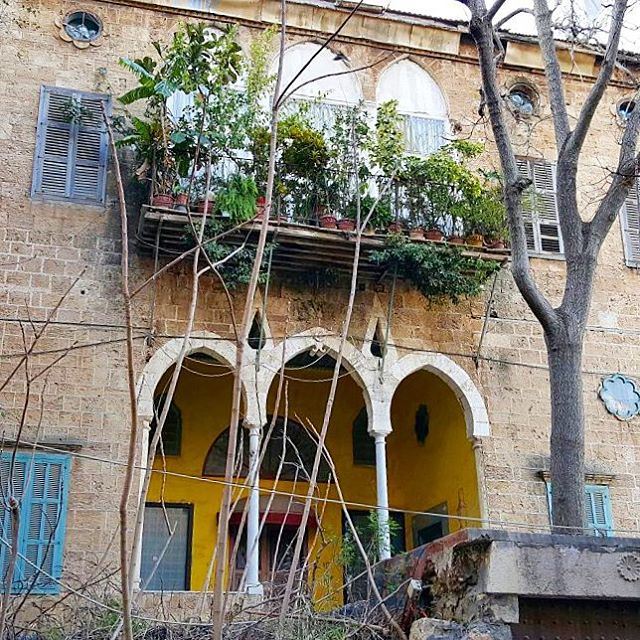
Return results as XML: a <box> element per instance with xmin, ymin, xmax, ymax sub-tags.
<box><xmin>198</xmin><ymin>220</ymin><xmax>274</xmax><ymax>289</ymax></box>
<box><xmin>370</xmin><ymin>100</ymin><xmax>404</xmax><ymax>175</ymax></box>
<box><xmin>117</xmin><ymin>23</ymin><xmax>248</xmax><ymax>193</ymax></box>
<box><xmin>214</xmin><ymin>173</ymin><xmax>258</xmax><ymax>224</ymax></box>
<box><xmin>371</xmin><ymin>234</ymin><xmax>501</xmax><ymax>303</ymax></box>
<box><xmin>398</xmin><ymin>141</ymin><xmax>507</xmax><ymax>238</ymax></box>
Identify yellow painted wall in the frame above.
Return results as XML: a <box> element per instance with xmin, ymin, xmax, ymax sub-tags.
<box><xmin>147</xmin><ymin>357</ymin><xmax>479</xmax><ymax>605</ymax></box>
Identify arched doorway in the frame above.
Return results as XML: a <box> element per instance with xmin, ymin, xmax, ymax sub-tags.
<box><xmin>388</xmin><ymin>369</ymin><xmax>481</xmax><ymax>549</ymax></box>
<box><xmin>140</xmin><ymin>352</ymin><xmax>238</xmax><ymax>593</ymax></box>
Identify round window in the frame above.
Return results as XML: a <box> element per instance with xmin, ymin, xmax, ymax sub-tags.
<box><xmin>618</xmin><ymin>100</ymin><xmax>636</xmax><ymax>120</ymax></box>
<box><xmin>63</xmin><ymin>11</ymin><xmax>102</xmax><ymax>42</ymax></box>
<box><xmin>507</xmin><ymin>85</ymin><xmax>537</xmax><ymax>117</ymax></box>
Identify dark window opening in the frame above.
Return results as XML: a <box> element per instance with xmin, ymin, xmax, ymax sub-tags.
<box><xmin>352</xmin><ymin>407</ymin><xmax>375</xmax><ymax>466</ymax></box>
<box><xmin>370</xmin><ymin>322</ymin><xmax>385</xmax><ymax>358</ymax></box>
<box><xmin>248</xmin><ymin>312</ymin><xmax>266</xmax><ymax>350</ymax></box>
<box><xmin>150</xmin><ymin>394</ymin><xmax>182</xmax><ymax>456</ymax></box>
<box><xmin>203</xmin><ymin>417</ymin><xmax>332</xmax><ymax>482</ymax></box>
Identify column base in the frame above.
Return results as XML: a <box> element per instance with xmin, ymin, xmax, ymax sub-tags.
<box><xmin>245</xmin><ymin>582</ymin><xmax>264</xmax><ymax>596</ymax></box>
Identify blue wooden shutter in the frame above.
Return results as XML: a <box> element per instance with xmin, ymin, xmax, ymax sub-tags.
<box><xmin>621</xmin><ymin>180</ymin><xmax>640</xmax><ymax>267</ymax></box>
<box><xmin>0</xmin><ymin>453</ymin><xmax>71</xmax><ymax>594</ymax></box>
<box><xmin>32</xmin><ymin>86</ymin><xmax>111</xmax><ymax>205</ymax></box>
<box><xmin>584</xmin><ymin>484</ymin><xmax>613</xmax><ymax>537</ymax></box>
<box><xmin>546</xmin><ymin>483</ymin><xmax>613</xmax><ymax>537</ymax></box>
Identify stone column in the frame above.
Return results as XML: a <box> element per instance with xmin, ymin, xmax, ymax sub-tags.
<box><xmin>245</xmin><ymin>422</ymin><xmax>264</xmax><ymax>595</ymax></box>
<box><xmin>374</xmin><ymin>433</ymin><xmax>392</xmax><ymax>560</ymax></box>
<box><xmin>132</xmin><ymin>417</ymin><xmax>151</xmax><ymax>592</ymax></box>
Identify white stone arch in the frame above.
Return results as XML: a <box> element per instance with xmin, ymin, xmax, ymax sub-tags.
<box><xmin>272</xmin><ymin>40</ymin><xmax>364</xmax><ymax>105</ymax></box>
<box><xmin>257</xmin><ymin>328</ymin><xmax>379</xmax><ymax>427</ymax></box>
<box><xmin>376</xmin><ymin>58</ymin><xmax>448</xmax><ymax>118</ymax></box>
<box><xmin>385</xmin><ymin>352</ymin><xmax>490</xmax><ymax>439</ymax></box>
<box><xmin>135</xmin><ymin>332</ymin><xmax>259</xmax><ymax>423</ymax></box>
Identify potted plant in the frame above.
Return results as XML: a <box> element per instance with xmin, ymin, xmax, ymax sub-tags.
<box><xmin>215</xmin><ymin>173</ymin><xmax>258</xmax><ymax>225</ymax></box>
<box><xmin>173</xmin><ymin>183</ymin><xmax>189</xmax><ymax>211</ymax></box>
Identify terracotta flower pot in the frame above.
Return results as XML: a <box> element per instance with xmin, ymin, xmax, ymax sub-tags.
<box><xmin>465</xmin><ymin>233</ymin><xmax>484</xmax><ymax>247</ymax></box>
<box><xmin>409</xmin><ymin>228</ymin><xmax>425</xmax><ymax>240</ymax></box>
<box><xmin>195</xmin><ymin>198</ymin><xmax>214</xmax><ymax>214</ymax></box>
<box><xmin>255</xmin><ymin>195</ymin><xmax>267</xmax><ymax>219</ymax></box>
<box><xmin>152</xmin><ymin>194</ymin><xmax>175</xmax><ymax>208</ymax></box>
<box><xmin>485</xmin><ymin>238</ymin><xmax>506</xmax><ymax>249</ymax></box>
<box><xmin>448</xmin><ymin>235</ymin><xmax>465</xmax><ymax>245</ymax></box>
<box><xmin>337</xmin><ymin>218</ymin><xmax>356</xmax><ymax>231</ymax></box>
<box><xmin>173</xmin><ymin>193</ymin><xmax>189</xmax><ymax>212</ymax></box>
<box><xmin>387</xmin><ymin>222</ymin><xmax>404</xmax><ymax>234</ymax></box>
<box><xmin>319</xmin><ymin>214</ymin><xmax>338</xmax><ymax>229</ymax></box>
<box><xmin>425</xmin><ymin>228</ymin><xmax>444</xmax><ymax>241</ymax></box>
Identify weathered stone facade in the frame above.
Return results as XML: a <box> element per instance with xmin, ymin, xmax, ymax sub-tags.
<box><xmin>1</xmin><ymin>0</ymin><xmax>640</xmax><ymax>613</ymax></box>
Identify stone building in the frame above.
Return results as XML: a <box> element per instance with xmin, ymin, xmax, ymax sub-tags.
<box><xmin>0</xmin><ymin>0</ymin><xmax>640</xmax><ymax>636</ymax></box>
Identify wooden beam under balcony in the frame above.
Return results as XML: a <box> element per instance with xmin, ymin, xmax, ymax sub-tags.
<box><xmin>136</xmin><ymin>205</ymin><xmax>509</xmax><ymax>280</ymax></box>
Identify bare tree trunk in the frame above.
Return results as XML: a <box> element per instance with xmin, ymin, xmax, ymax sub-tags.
<box><xmin>546</xmin><ymin>324</ymin><xmax>585</xmax><ymax>532</ymax></box>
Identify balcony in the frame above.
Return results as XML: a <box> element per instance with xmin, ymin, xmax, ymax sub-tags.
<box><xmin>135</xmin><ymin>204</ymin><xmax>508</xmax><ymax>282</ymax></box>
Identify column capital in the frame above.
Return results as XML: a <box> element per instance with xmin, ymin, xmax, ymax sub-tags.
<box><xmin>242</xmin><ymin>418</ymin><xmax>263</xmax><ymax>432</ymax></box>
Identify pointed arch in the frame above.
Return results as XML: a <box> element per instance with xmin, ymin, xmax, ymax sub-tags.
<box><xmin>136</xmin><ymin>333</ymin><xmax>246</xmax><ymax>421</ymax></box>
<box><xmin>376</xmin><ymin>59</ymin><xmax>448</xmax><ymax>156</ymax></box>
<box><xmin>273</xmin><ymin>41</ymin><xmax>364</xmax><ymax>105</ymax></box>
<box><xmin>387</xmin><ymin>353</ymin><xmax>490</xmax><ymax>438</ymax></box>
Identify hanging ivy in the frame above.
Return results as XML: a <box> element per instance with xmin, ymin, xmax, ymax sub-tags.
<box><xmin>370</xmin><ymin>234</ymin><xmax>501</xmax><ymax>303</ymax></box>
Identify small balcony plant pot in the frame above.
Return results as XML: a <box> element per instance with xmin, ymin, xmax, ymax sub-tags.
<box><xmin>387</xmin><ymin>221</ymin><xmax>404</xmax><ymax>234</ymax></box>
<box><xmin>425</xmin><ymin>228</ymin><xmax>444</xmax><ymax>241</ymax></box>
<box><xmin>465</xmin><ymin>233</ymin><xmax>484</xmax><ymax>247</ymax></box>
<box><xmin>195</xmin><ymin>198</ymin><xmax>215</xmax><ymax>214</ymax></box>
<box><xmin>255</xmin><ymin>196</ymin><xmax>267</xmax><ymax>220</ymax></box>
<box><xmin>152</xmin><ymin>194</ymin><xmax>175</xmax><ymax>208</ymax></box>
<box><xmin>337</xmin><ymin>218</ymin><xmax>356</xmax><ymax>231</ymax></box>
<box><xmin>409</xmin><ymin>228</ymin><xmax>425</xmax><ymax>240</ymax></box>
<box><xmin>448</xmin><ymin>235</ymin><xmax>464</xmax><ymax>245</ymax></box>
<box><xmin>174</xmin><ymin>193</ymin><xmax>189</xmax><ymax>212</ymax></box>
<box><xmin>485</xmin><ymin>238</ymin><xmax>505</xmax><ymax>249</ymax></box>
<box><xmin>319</xmin><ymin>214</ymin><xmax>338</xmax><ymax>229</ymax></box>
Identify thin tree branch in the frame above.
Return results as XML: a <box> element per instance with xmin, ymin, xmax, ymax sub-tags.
<box><xmin>533</xmin><ymin>0</ymin><xmax>572</xmax><ymax>146</ymax></box>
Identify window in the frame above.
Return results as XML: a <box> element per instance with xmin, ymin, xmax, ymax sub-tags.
<box><xmin>203</xmin><ymin>418</ymin><xmax>331</xmax><ymax>482</ymax></box>
<box><xmin>352</xmin><ymin>408</ymin><xmax>375</xmax><ymax>466</ymax></box>
<box><xmin>507</xmin><ymin>84</ymin><xmax>538</xmax><ymax>118</ymax></box>
<box><xmin>517</xmin><ymin>158</ymin><xmax>563</xmax><ymax>255</ymax></box>
<box><xmin>412</xmin><ymin>502</ymin><xmax>449</xmax><ymax>546</ymax></box>
<box><xmin>62</xmin><ymin>11</ymin><xmax>102</xmax><ymax>42</ymax></box>
<box><xmin>621</xmin><ymin>180</ymin><xmax>640</xmax><ymax>266</ymax></box>
<box><xmin>32</xmin><ymin>86</ymin><xmax>111</xmax><ymax>205</ymax></box>
<box><xmin>376</xmin><ymin>60</ymin><xmax>448</xmax><ymax>157</ymax></box>
<box><xmin>150</xmin><ymin>395</ymin><xmax>182</xmax><ymax>456</ymax></box>
<box><xmin>0</xmin><ymin>453</ymin><xmax>71</xmax><ymax>594</ymax></box>
<box><xmin>618</xmin><ymin>100</ymin><xmax>636</xmax><ymax>121</ymax></box>
<box><xmin>275</xmin><ymin>42</ymin><xmax>363</xmax><ymax>132</ymax></box>
<box><xmin>140</xmin><ymin>504</ymin><xmax>192</xmax><ymax>591</ymax></box>
<box><xmin>546</xmin><ymin>483</ymin><xmax>613</xmax><ymax>536</ymax></box>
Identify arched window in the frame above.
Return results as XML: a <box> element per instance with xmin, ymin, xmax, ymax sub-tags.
<box><xmin>150</xmin><ymin>394</ymin><xmax>182</xmax><ymax>456</ymax></box>
<box><xmin>203</xmin><ymin>417</ymin><xmax>331</xmax><ymax>482</ymax></box>
<box><xmin>376</xmin><ymin>60</ymin><xmax>448</xmax><ymax>156</ymax></box>
<box><xmin>274</xmin><ymin>42</ymin><xmax>363</xmax><ymax>131</ymax></box>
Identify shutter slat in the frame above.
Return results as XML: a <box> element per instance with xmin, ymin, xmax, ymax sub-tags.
<box><xmin>547</xmin><ymin>483</ymin><xmax>613</xmax><ymax>537</ymax></box>
<box><xmin>621</xmin><ymin>180</ymin><xmax>640</xmax><ymax>266</ymax></box>
<box><xmin>0</xmin><ymin>454</ymin><xmax>70</xmax><ymax>594</ymax></box>
<box><xmin>32</xmin><ymin>86</ymin><xmax>110</xmax><ymax>204</ymax></box>
<box><xmin>517</xmin><ymin>158</ymin><xmax>562</xmax><ymax>254</ymax></box>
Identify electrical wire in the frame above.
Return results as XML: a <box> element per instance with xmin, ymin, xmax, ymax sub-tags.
<box><xmin>15</xmin><ymin>440</ymin><xmax>640</xmax><ymax>538</ymax></box>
